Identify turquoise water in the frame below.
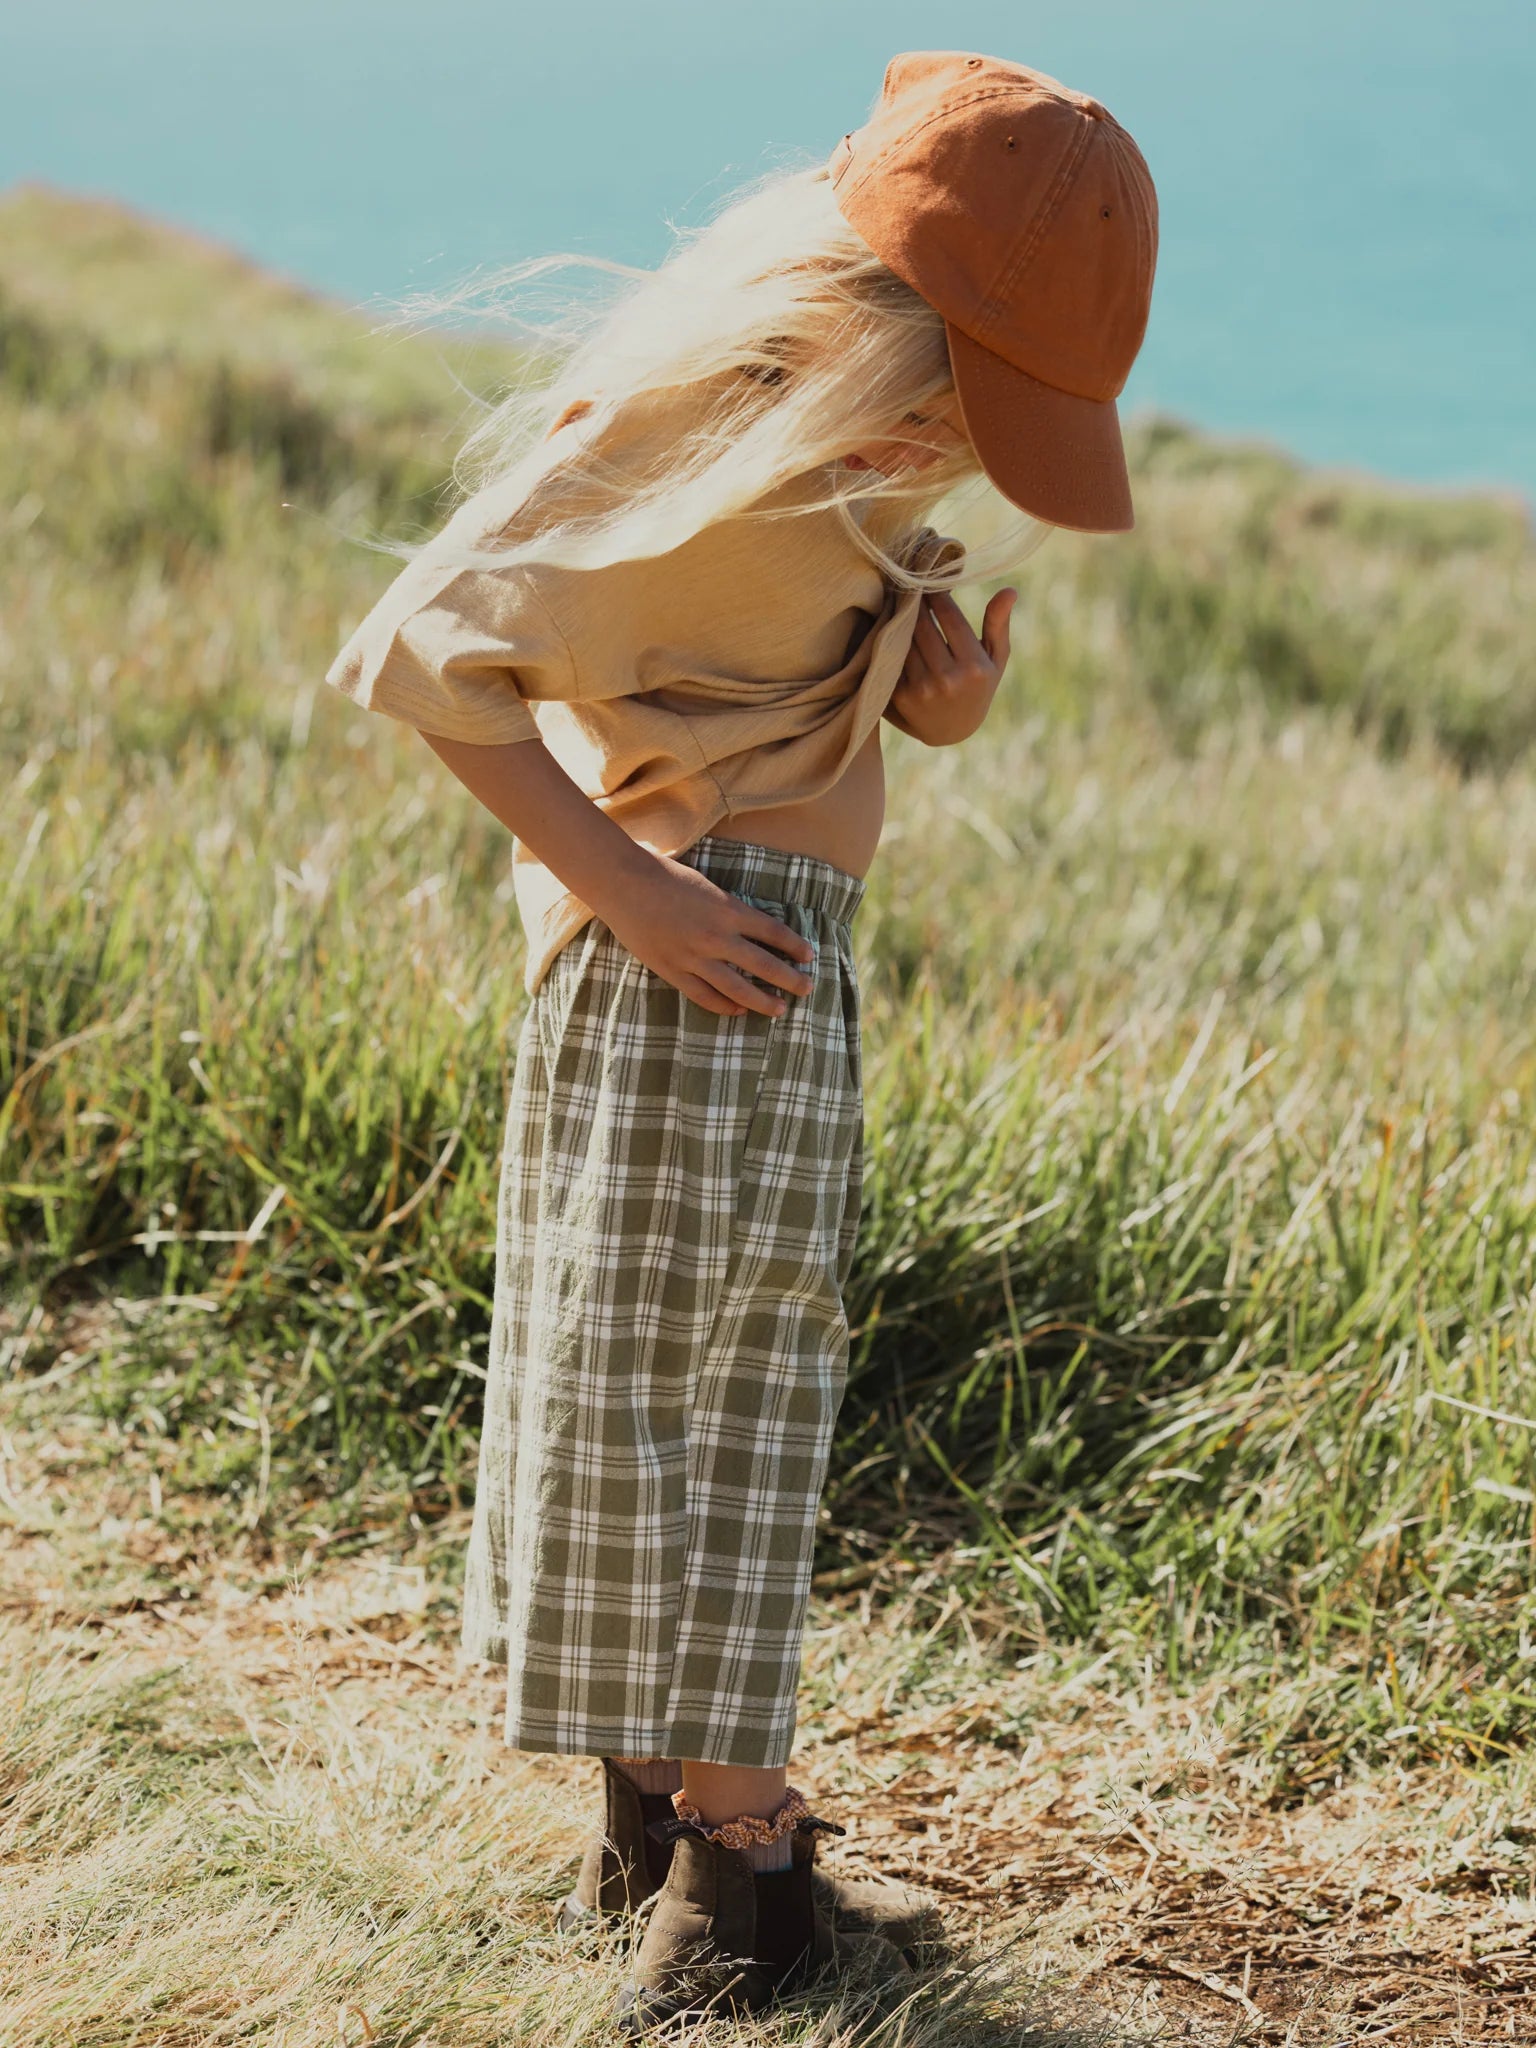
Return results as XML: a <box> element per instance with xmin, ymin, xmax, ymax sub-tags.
<box><xmin>5</xmin><ymin>0</ymin><xmax>1533</xmax><ymax>505</ymax></box>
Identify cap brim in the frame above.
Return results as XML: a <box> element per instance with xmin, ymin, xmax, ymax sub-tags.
<box><xmin>947</xmin><ymin>325</ymin><xmax>1134</xmax><ymax>533</ymax></box>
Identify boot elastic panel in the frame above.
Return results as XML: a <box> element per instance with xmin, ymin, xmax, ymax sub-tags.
<box><xmin>558</xmin><ymin>1758</ymin><xmax>679</xmax><ymax>1934</ymax></box>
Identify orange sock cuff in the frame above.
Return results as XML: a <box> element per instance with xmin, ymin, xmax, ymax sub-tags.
<box><xmin>670</xmin><ymin>1783</ymin><xmax>812</xmax><ymax>1851</ymax></box>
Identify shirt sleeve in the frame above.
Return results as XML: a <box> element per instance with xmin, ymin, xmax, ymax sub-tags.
<box><xmin>325</xmin><ymin>549</ymin><xmax>579</xmax><ymax>746</ymax></box>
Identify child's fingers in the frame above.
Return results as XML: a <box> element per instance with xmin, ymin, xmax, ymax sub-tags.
<box><xmin>981</xmin><ymin>588</ymin><xmax>1017</xmax><ymax>670</ymax></box>
<box><xmin>900</xmin><ymin>645</ymin><xmax>936</xmax><ymax>691</ymax></box>
<box><xmin>928</xmin><ymin>591</ymin><xmax>1015</xmax><ymax>680</ymax></box>
<box><xmin>678</xmin><ymin>971</ymin><xmax>747</xmax><ymax>1017</ymax></box>
<box><xmin>725</xmin><ymin>934</ymin><xmax>816</xmax><ymax>996</ymax></box>
<box><xmin>734</xmin><ymin>898</ymin><xmax>817</xmax><ymax>965</ymax></box>
<box><xmin>704</xmin><ymin>960</ymin><xmax>797</xmax><ymax>1017</ymax></box>
<box><xmin>911</xmin><ymin>604</ymin><xmax>954</xmax><ymax>673</ymax></box>
<box><xmin>923</xmin><ymin>591</ymin><xmax>979</xmax><ymax>661</ymax></box>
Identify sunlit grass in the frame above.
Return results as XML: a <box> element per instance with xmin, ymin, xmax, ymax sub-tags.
<box><xmin>5</xmin><ymin>187</ymin><xmax>1536</xmax><ymax>1774</ymax></box>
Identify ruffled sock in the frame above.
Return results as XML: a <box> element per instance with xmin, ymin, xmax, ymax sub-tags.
<box><xmin>671</xmin><ymin>1784</ymin><xmax>810</xmax><ymax>1872</ymax></box>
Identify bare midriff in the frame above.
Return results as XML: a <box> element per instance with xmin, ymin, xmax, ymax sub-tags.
<box><xmin>709</xmin><ymin>722</ymin><xmax>886</xmax><ymax>882</ymax></box>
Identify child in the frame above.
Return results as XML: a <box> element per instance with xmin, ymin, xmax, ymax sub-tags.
<box><xmin>328</xmin><ymin>50</ymin><xmax>1156</xmax><ymax>2032</ymax></box>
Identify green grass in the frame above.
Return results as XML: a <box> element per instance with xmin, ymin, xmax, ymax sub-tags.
<box><xmin>5</xmin><ymin>183</ymin><xmax>1536</xmax><ymax>1778</ymax></box>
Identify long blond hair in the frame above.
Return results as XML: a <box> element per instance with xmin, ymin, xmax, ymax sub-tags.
<box><xmin>411</xmin><ymin>162</ymin><xmax>1048</xmax><ymax>587</ymax></box>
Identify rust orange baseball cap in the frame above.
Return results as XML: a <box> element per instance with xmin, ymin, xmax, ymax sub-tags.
<box><xmin>829</xmin><ymin>51</ymin><xmax>1159</xmax><ymax>532</ymax></box>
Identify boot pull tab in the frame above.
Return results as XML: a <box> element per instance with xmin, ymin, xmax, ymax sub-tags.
<box><xmin>645</xmin><ymin>1814</ymin><xmax>705</xmax><ymax>1845</ymax></box>
<box><xmin>796</xmin><ymin>1814</ymin><xmax>848</xmax><ymax>1839</ymax></box>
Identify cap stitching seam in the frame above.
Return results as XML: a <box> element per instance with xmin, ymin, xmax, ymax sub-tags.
<box><xmin>1109</xmin><ymin>133</ymin><xmax>1157</xmax><ymax>341</ymax></box>
<box><xmin>831</xmin><ymin>82</ymin><xmax>1073</xmax><ymax>203</ymax></box>
<box><xmin>974</xmin><ymin>118</ymin><xmax>1094</xmax><ymax>349</ymax></box>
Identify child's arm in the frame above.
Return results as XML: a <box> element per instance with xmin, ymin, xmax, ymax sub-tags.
<box><xmin>884</xmin><ymin>587</ymin><xmax>1017</xmax><ymax>747</ymax></box>
<box><xmin>419</xmin><ymin>730</ymin><xmax>816</xmax><ymax>1020</ymax></box>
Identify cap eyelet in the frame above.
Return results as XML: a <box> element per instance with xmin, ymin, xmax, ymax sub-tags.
<box><xmin>1004</xmin><ymin>135</ymin><xmax>1017</xmax><ymax>151</ymax></box>
<box><xmin>966</xmin><ymin>56</ymin><xmax>982</xmax><ymax>68</ymax></box>
<box><xmin>1101</xmin><ymin>205</ymin><xmax>1114</xmax><ymax>219</ymax></box>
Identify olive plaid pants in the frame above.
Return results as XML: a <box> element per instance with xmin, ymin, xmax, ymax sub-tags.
<box><xmin>462</xmin><ymin>835</ymin><xmax>866</xmax><ymax>1767</ymax></box>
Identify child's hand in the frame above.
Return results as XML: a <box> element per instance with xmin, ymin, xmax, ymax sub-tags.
<box><xmin>885</xmin><ymin>587</ymin><xmax>1016</xmax><ymax>747</ymax></box>
<box><xmin>599</xmin><ymin>852</ymin><xmax>818</xmax><ymax>1020</ymax></box>
<box><xmin>417</xmin><ymin>728</ymin><xmax>815</xmax><ymax>1022</ymax></box>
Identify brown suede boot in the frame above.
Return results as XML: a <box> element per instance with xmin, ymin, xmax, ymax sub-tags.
<box><xmin>615</xmin><ymin>1815</ymin><xmax>908</xmax><ymax>2034</ymax></box>
<box><xmin>556</xmin><ymin>1758</ymin><xmax>678</xmax><ymax>1933</ymax></box>
<box><xmin>556</xmin><ymin>1759</ymin><xmax>943</xmax><ymax>1961</ymax></box>
<box><xmin>813</xmin><ymin>1867</ymin><xmax>945</xmax><ymax>1961</ymax></box>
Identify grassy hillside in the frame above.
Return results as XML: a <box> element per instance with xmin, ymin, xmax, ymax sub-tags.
<box><xmin>5</xmin><ymin>183</ymin><xmax>1536</xmax><ymax>1774</ymax></box>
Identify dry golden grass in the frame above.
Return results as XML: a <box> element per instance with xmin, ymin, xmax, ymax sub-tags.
<box><xmin>4</xmin><ymin>1364</ymin><xmax>1532</xmax><ymax>2047</ymax></box>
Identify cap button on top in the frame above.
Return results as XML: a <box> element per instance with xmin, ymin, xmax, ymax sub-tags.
<box><xmin>1080</xmin><ymin>95</ymin><xmax>1105</xmax><ymax>118</ymax></box>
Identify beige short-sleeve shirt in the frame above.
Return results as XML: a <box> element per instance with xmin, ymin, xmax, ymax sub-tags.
<box><xmin>327</xmin><ymin>444</ymin><xmax>955</xmax><ymax>991</ymax></box>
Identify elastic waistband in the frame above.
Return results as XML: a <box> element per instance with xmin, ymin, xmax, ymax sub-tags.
<box><xmin>677</xmin><ymin>834</ymin><xmax>866</xmax><ymax>928</ymax></box>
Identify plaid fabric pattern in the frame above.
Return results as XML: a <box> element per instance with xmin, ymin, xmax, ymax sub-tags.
<box><xmin>462</xmin><ymin>835</ymin><xmax>866</xmax><ymax>1768</ymax></box>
